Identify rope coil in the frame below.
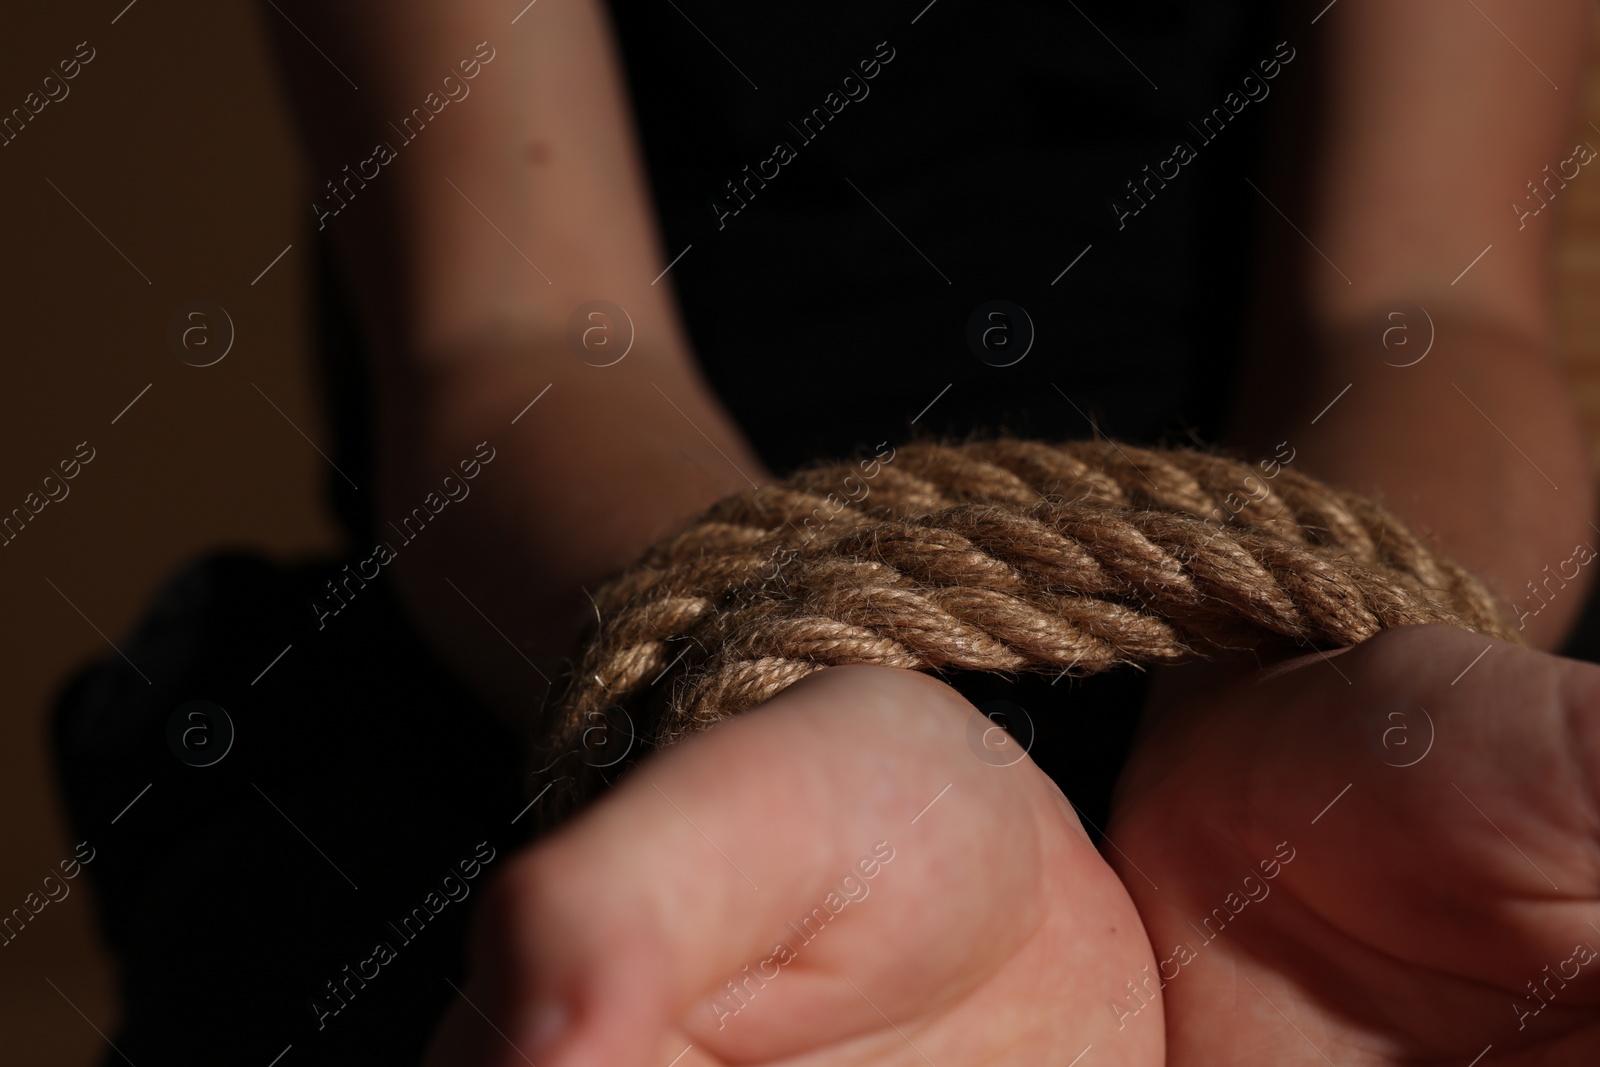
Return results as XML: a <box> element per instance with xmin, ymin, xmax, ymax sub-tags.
<box><xmin>531</xmin><ymin>437</ymin><xmax>1517</xmax><ymax>824</ymax></box>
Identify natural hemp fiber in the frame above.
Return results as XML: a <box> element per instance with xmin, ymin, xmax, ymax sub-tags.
<box><xmin>530</xmin><ymin>436</ymin><xmax>1518</xmax><ymax>824</ymax></box>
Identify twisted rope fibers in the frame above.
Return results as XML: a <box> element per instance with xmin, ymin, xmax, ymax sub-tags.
<box><xmin>528</xmin><ymin>437</ymin><xmax>1517</xmax><ymax>828</ymax></box>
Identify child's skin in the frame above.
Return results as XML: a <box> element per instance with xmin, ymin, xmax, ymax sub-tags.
<box><xmin>422</xmin><ymin>664</ymin><xmax>1165</xmax><ymax>1066</ymax></box>
<box><xmin>1112</xmin><ymin>623</ymin><xmax>1600</xmax><ymax>1064</ymax></box>
<box><xmin>257</xmin><ymin>0</ymin><xmax>1600</xmax><ymax>1060</ymax></box>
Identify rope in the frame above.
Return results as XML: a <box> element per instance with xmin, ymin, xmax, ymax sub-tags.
<box><xmin>529</xmin><ymin>437</ymin><xmax>1517</xmax><ymax>825</ymax></box>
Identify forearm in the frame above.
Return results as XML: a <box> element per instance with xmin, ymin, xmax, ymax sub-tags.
<box><xmin>261</xmin><ymin>0</ymin><xmax>773</xmax><ymax>718</ymax></box>
<box><xmin>373</xmin><ymin>347</ymin><xmax>772</xmax><ymax>720</ymax></box>
<box><xmin>260</xmin><ymin>0</ymin><xmax>678</xmax><ymax>357</ymax></box>
<box><xmin>1228</xmin><ymin>311</ymin><xmax>1595</xmax><ymax>651</ymax></box>
<box><xmin>1225</xmin><ymin>0</ymin><xmax>1597</xmax><ymax>652</ymax></box>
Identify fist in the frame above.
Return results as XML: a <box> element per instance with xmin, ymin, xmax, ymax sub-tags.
<box><xmin>423</xmin><ymin>664</ymin><xmax>1164</xmax><ymax>1066</ymax></box>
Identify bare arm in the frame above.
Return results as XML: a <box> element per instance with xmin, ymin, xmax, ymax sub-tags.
<box><xmin>1233</xmin><ymin>0</ymin><xmax>1597</xmax><ymax>650</ymax></box>
<box><xmin>259</xmin><ymin>0</ymin><xmax>772</xmax><ymax>724</ymax></box>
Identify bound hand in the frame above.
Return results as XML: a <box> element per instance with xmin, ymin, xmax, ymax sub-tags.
<box><xmin>1109</xmin><ymin>624</ymin><xmax>1600</xmax><ymax>1064</ymax></box>
<box><xmin>423</xmin><ymin>663</ymin><xmax>1164</xmax><ymax>1066</ymax></box>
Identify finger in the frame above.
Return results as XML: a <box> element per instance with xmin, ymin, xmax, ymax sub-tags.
<box><xmin>457</xmin><ymin>664</ymin><xmax>1054</xmax><ymax>1065</ymax></box>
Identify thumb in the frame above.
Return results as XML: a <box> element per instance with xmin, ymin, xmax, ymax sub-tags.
<box><xmin>420</xmin><ymin>838</ymin><xmax>676</xmax><ymax>1067</ymax></box>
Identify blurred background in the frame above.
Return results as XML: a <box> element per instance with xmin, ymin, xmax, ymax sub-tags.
<box><xmin>4</xmin><ymin>2</ymin><xmax>1600</xmax><ymax>1063</ymax></box>
<box><xmin>0</xmin><ymin>3</ymin><xmax>342</xmax><ymax>1063</ymax></box>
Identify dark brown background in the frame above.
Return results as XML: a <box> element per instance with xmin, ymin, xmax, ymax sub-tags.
<box><xmin>3</xmin><ymin>2</ymin><xmax>1600</xmax><ymax>1064</ymax></box>
<box><xmin>0</xmin><ymin>3</ymin><xmax>341</xmax><ymax>1063</ymax></box>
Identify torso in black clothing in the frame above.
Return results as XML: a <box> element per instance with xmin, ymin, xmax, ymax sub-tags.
<box><xmin>52</xmin><ymin>5</ymin><xmax>1292</xmax><ymax>1064</ymax></box>
<box><xmin>606</xmin><ymin>0</ymin><xmax>1286</xmax><ymax>472</ymax></box>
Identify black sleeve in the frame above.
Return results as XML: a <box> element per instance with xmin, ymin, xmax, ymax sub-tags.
<box><xmin>49</xmin><ymin>550</ymin><xmax>537</xmax><ymax>1067</ymax></box>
